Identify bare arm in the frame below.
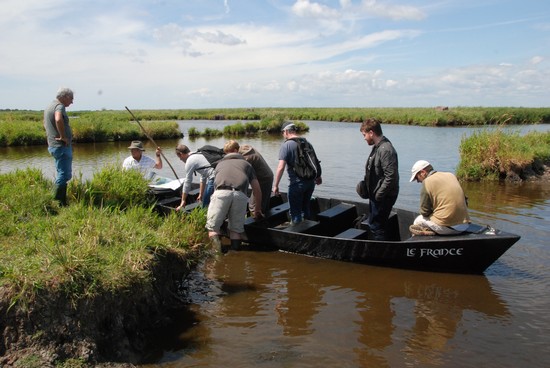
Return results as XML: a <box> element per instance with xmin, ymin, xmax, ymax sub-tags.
<box><xmin>250</xmin><ymin>178</ymin><xmax>263</xmax><ymax>218</ymax></box>
<box><xmin>154</xmin><ymin>147</ymin><xmax>163</xmax><ymax>169</ymax></box>
<box><xmin>272</xmin><ymin>159</ymin><xmax>286</xmax><ymax>195</ymax></box>
<box><xmin>54</xmin><ymin>111</ymin><xmax>68</xmax><ymax>145</ymax></box>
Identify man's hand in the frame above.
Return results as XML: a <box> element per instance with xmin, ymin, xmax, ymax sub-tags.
<box><xmin>55</xmin><ymin>136</ymin><xmax>68</xmax><ymax>145</ymax></box>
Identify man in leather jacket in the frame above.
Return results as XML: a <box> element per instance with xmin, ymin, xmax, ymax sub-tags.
<box><xmin>359</xmin><ymin>118</ymin><xmax>399</xmax><ymax>240</ymax></box>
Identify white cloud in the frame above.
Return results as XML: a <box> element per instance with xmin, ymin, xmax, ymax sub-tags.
<box><xmin>292</xmin><ymin>0</ymin><xmax>340</xmax><ymax>19</ymax></box>
<box><xmin>352</xmin><ymin>0</ymin><xmax>426</xmax><ymax>21</ymax></box>
<box><xmin>530</xmin><ymin>56</ymin><xmax>544</xmax><ymax>65</ymax></box>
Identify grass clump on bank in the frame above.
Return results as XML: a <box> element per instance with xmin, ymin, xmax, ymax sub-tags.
<box><xmin>187</xmin><ymin>118</ymin><xmax>310</xmax><ymax>138</ymax></box>
<box><xmin>457</xmin><ymin>130</ymin><xmax>550</xmax><ymax>181</ymax></box>
<box><xmin>0</xmin><ymin>166</ymin><xmax>208</xmax><ymax>306</ymax></box>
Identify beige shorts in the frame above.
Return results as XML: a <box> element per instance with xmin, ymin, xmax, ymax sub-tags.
<box><xmin>206</xmin><ymin>189</ymin><xmax>249</xmax><ymax>234</ymax></box>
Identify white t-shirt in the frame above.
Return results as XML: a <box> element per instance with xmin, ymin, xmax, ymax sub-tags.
<box><xmin>122</xmin><ymin>155</ymin><xmax>157</xmax><ymax>180</ymax></box>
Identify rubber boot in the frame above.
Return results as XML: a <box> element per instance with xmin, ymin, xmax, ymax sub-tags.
<box><xmin>230</xmin><ymin>239</ymin><xmax>242</xmax><ymax>251</ymax></box>
<box><xmin>210</xmin><ymin>235</ymin><xmax>227</xmax><ymax>254</ymax></box>
<box><xmin>54</xmin><ymin>184</ymin><xmax>68</xmax><ymax>206</ymax></box>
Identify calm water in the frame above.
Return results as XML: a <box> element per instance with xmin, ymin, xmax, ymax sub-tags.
<box><xmin>1</xmin><ymin>121</ymin><xmax>549</xmax><ymax>367</ymax></box>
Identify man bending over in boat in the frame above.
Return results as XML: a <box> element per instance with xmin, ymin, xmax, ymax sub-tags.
<box><xmin>174</xmin><ymin>144</ymin><xmax>216</xmax><ymax>210</ymax></box>
<box><xmin>410</xmin><ymin>160</ymin><xmax>470</xmax><ymax>235</ymax></box>
<box><xmin>122</xmin><ymin>140</ymin><xmax>165</xmax><ymax>183</ymax></box>
<box><xmin>206</xmin><ymin>141</ymin><xmax>263</xmax><ymax>253</ymax></box>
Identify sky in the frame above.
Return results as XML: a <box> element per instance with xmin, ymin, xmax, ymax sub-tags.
<box><xmin>1</xmin><ymin>0</ymin><xmax>549</xmax><ymax>110</ymax></box>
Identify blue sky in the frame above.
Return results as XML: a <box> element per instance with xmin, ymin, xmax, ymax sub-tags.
<box><xmin>1</xmin><ymin>0</ymin><xmax>549</xmax><ymax>110</ymax></box>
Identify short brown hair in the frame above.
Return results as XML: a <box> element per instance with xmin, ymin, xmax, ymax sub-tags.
<box><xmin>360</xmin><ymin>118</ymin><xmax>383</xmax><ymax>136</ymax></box>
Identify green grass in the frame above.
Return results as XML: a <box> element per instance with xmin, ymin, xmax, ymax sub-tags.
<box><xmin>0</xmin><ymin>167</ymin><xmax>208</xmax><ymax>307</ymax></box>
<box><xmin>457</xmin><ymin>130</ymin><xmax>550</xmax><ymax>181</ymax></box>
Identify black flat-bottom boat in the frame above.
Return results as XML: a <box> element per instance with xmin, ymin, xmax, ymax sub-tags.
<box><xmin>151</xmin><ymin>181</ymin><xmax>520</xmax><ymax>274</ymax></box>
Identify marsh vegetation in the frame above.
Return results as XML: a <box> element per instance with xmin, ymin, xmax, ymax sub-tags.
<box><xmin>0</xmin><ymin>167</ymin><xmax>208</xmax><ymax>366</ymax></box>
<box><xmin>2</xmin><ymin>107</ymin><xmax>549</xmax><ymax>146</ymax></box>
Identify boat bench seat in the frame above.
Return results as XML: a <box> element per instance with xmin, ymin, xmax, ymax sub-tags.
<box><xmin>186</xmin><ymin>188</ymin><xmax>201</xmax><ymax>202</ymax></box>
<box><xmin>267</xmin><ymin>201</ymin><xmax>290</xmax><ymax>218</ymax></box>
<box><xmin>335</xmin><ymin>228</ymin><xmax>369</xmax><ymax>240</ymax></box>
<box><xmin>359</xmin><ymin>211</ymin><xmax>401</xmax><ymax>241</ymax></box>
<box><xmin>156</xmin><ymin>196</ymin><xmax>181</xmax><ymax>207</ymax></box>
<box><xmin>280</xmin><ymin>219</ymin><xmax>321</xmax><ymax>234</ymax></box>
<box><xmin>247</xmin><ymin>201</ymin><xmax>291</xmax><ymax>226</ymax></box>
<box><xmin>183</xmin><ymin>202</ymin><xmax>201</xmax><ymax>212</ymax></box>
<box><xmin>316</xmin><ymin>203</ymin><xmax>358</xmax><ymax>236</ymax></box>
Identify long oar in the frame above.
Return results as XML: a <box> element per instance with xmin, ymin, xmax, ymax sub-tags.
<box><xmin>125</xmin><ymin>106</ymin><xmax>180</xmax><ymax>180</ymax></box>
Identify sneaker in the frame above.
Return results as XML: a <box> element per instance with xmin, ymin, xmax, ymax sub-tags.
<box><xmin>290</xmin><ymin>216</ymin><xmax>303</xmax><ymax>225</ymax></box>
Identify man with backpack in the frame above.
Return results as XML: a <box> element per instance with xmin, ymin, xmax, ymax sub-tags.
<box><xmin>273</xmin><ymin>122</ymin><xmax>322</xmax><ymax>225</ymax></box>
<box><xmin>174</xmin><ymin>144</ymin><xmax>221</xmax><ymax>210</ymax></box>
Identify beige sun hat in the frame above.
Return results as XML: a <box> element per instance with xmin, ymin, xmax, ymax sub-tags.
<box><xmin>128</xmin><ymin>140</ymin><xmax>145</xmax><ymax>151</ymax></box>
<box><xmin>410</xmin><ymin>160</ymin><xmax>430</xmax><ymax>182</ymax></box>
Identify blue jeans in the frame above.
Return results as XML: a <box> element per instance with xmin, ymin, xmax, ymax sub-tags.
<box><xmin>368</xmin><ymin>194</ymin><xmax>398</xmax><ymax>240</ymax></box>
<box><xmin>288</xmin><ymin>179</ymin><xmax>315</xmax><ymax>223</ymax></box>
<box><xmin>202</xmin><ymin>178</ymin><xmax>215</xmax><ymax>208</ymax></box>
<box><xmin>48</xmin><ymin>146</ymin><xmax>73</xmax><ymax>186</ymax></box>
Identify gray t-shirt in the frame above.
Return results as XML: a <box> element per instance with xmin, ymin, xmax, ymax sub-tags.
<box><xmin>44</xmin><ymin>100</ymin><xmax>72</xmax><ymax>147</ymax></box>
<box><xmin>213</xmin><ymin>153</ymin><xmax>257</xmax><ymax>193</ymax></box>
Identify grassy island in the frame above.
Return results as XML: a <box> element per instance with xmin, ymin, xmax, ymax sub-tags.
<box><xmin>457</xmin><ymin>130</ymin><xmax>550</xmax><ymax>181</ymax></box>
<box><xmin>0</xmin><ymin>167</ymin><xmax>209</xmax><ymax>367</ymax></box>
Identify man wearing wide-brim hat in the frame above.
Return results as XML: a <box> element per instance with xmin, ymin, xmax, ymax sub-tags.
<box><xmin>122</xmin><ymin>140</ymin><xmax>163</xmax><ymax>181</ymax></box>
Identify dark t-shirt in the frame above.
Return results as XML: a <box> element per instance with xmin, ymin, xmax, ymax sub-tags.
<box><xmin>213</xmin><ymin>153</ymin><xmax>257</xmax><ymax>192</ymax></box>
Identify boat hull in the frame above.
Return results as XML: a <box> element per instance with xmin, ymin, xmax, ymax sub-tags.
<box><xmin>243</xmin><ymin>196</ymin><xmax>520</xmax><ymax>274</ymax></box>
<box><xmin>151</xmin><ymin>183</ymin><xmax>520</xmax><ymax>274</ymax></box>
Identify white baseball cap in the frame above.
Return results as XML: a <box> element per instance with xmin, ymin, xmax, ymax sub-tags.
<box><xmin>410</xmin><ymin>160</ymin><xmax>430</xmax><ymax>182</ymax></box>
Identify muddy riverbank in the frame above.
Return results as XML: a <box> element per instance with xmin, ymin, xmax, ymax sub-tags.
<box><xmin>0</xmin><ymin>249</ymin><xmax>192</xmax><ymax>367</ymax></box>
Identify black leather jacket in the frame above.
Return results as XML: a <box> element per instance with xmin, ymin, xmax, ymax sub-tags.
<box><xmin>364</xmin><ymin>136</ymin><xmax>399</xmax><ymax>202</ymax></box>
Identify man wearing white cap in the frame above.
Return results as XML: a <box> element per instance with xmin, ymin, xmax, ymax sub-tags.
<box><xmin>410</xmin><ymin>160</ymin><xmax>470</xmax><ymax>235</ymax></box>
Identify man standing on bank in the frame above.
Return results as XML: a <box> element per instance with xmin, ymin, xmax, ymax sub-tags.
<box><xmin>359</xmin><ymin>118</ymin><xmax>399</xmax><ymax>240</ymax></box>
<box><xmin>273</xmin><ymin>122</ymin><xmax>322</xmax><ymax>225</ymax></box>
<box><xmin>410</xmin><ymin>160</ymin><xmax>470</xmax><ymax>235</ymax></box>
<box><xmin>206</xmin><ymin>142</ymin><xmax>263</xmax><ymax>253</ymax></box>
<box><xmin>44</xmin><ymin>87</ymin><xmax>74</xmax><ymax>206</ymax></box>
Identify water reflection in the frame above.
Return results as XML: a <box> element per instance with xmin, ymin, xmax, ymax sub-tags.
<box><xmin>463</xmin><ymin>181</ymin><xmax>550</xmax><ymax>222</ymax></box>
<box><xmin>142</xmin><ymin>251</ymin><xmax>509</xmax><ymax>367</ymax></box>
